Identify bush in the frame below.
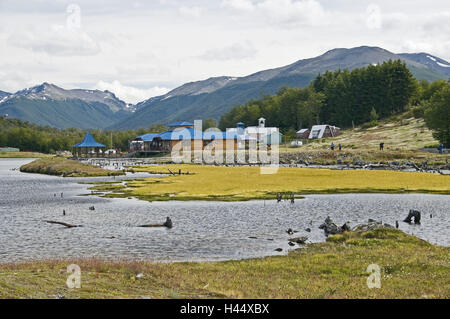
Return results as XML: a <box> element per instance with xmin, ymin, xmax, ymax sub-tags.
<box><xmin>412</xmin><ymin>107</ymin><xmax>425</xmax><ymax>119</ymax></box>
<box><xmin>361</xmin><ymin>120</ymin><xmax>379</xmax><ymax>129</ymax></box>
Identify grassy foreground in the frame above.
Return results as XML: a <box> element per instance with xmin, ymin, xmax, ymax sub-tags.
<box><xmin>0</xmin><ymin>229</ymin><xmax>448</xmax><ymax>299</ymax></box>
<box><xmin>20</xmin><ymin>157</ymin><xmax>124</xmax><ymax>177</ymax></box>
<box><xmin>91</xmin><ymin>164</ymin><xmax>450</xmax><ymax>201</ymax></box>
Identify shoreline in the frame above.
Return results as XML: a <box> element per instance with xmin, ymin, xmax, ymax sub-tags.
<box><xmin>1</xmin><ymin>229</ymin><xmax>448</xmax><ymax>299</ymax></box>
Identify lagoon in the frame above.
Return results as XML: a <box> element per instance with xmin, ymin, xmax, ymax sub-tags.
<box><xmin>0</xmin><ymin>158</ymin><xmax>448</xmax><ymax>263</ymax></box>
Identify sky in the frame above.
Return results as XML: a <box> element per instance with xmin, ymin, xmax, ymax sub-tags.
<box><xmin>0</xmin><ymin>0</ymin><xmax>449</xmax><ymax>104</ymax></box>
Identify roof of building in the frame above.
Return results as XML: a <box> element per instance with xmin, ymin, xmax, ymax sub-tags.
<box><xmin>297</xmin><ymin>129</ymin><xmax>310</xmax><ymax>134</ymax></box>
<box><xmin>137</xmin><ymin>133</ymin><xmax>160</xmax><ymax>142</ymax></box>
<box><xmin>73</xmin><ymin>132</ymin><xmax>106</xmax><ymax>148</ymax></box>
<box><xmin>167</xmin><ymin>121</ymin><xmax>194</xmax><ymax>127</ymax></box>
<box><xmin>135</xmin><ymin>127</ymin><xmax>258</xmax><ymax>142</ymax></box>
<box><xmin>308</xmin><ymin>125</ymin><xmax>340</xmax><ymax>139</ymax></box>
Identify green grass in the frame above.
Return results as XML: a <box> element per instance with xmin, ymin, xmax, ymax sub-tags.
<box><xmin>88</xmin><ymin>164</ymin><xmax>450</xmax><ymax>202</ymax></box>
<box><xmin>19</xmin><ymin>157</ymin><xmax>125</xmax><ymax>177</ymax></box>
<box><xmin>0</xmin><ymin>229</ymin><xmax>448</xmax><ymax>299</ymax></box>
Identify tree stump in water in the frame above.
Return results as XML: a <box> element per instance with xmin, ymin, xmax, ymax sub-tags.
<box><xmin>403</xmin><ymin>210</ymin><xmax>421</xmax><ymax>224</ymax></box>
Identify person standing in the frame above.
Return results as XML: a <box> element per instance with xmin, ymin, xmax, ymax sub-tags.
<box><xmin>379</xmin><ymin>142</ymin><xmax>384</xmax><ymax>151</ymax></box>
<box><xmin>438</xmin><ymin>143</ymin><xmax>444</xmax><ymax>154</ymax></box>
<box><xmin>331</xmin><ymin>143</ymin><xmax>335</xmax><ymax>151</ymax></box>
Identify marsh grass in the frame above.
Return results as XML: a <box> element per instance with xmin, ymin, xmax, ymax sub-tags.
<box><xmin>0</xmin><ymin>229</ymin><xmax>448</xmax><ymax>299</ymax></box>
<box><xmin>0</xmin><ymin>151</ymin><xmax>51</xmax><ymax>158</ymax></box>
<box><xmin>20</xmin><ymin>157</ymin><xmax>124</xmax><ymax>177</ymax></box>
<box><xmin>89</xmin><ymin>164</ymin><xmax>450</xmax><ymax>201</ymax></box>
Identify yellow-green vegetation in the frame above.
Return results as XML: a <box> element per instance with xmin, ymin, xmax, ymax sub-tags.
<box><xmin>20</xmin><ymin>157</ymin><xmax>124</xmax><ymax>177</ymax></box>
<box><xmin>0</xmin><ymin>229</ymin><xmax>448</xmax><ymax>299</ymax></box>
<box><xmin>279</xmin><ymin>117</ymin><xmax>449</xmax><ymax>166</ymax></box>
<box><xmin>0</xmin><ymin>151</ymin><xmax>51</xmax><ymax>158</ymax></box>
<box><xmin>90</xmin><ymin>164</ymin><xmax>450</xmax><ymax>201</ymax></box>
<box><xmin>289</xmin><ymin>118</ymin><xmax>438</xmax><ymax>152</ymax></box>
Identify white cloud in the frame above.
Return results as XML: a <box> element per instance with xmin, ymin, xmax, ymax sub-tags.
<box><xmin>198</xmin><ymin>42</ymin><xmax>257</xmax><ymax>61</ymax></box>
<box><xmin>221</xmin><ymin>0</ymin><xmax>254</xmax><ymax>11</ymax></box>
<box><xmin>95</xmin><ymin>80</ymin><xmax>170</xmax><ymax>104</ymax></box>
<box><xmin>221</xmin><ymin>0</ymin><xmax>328</xmax><ymax>27</ymax></box>
<box><xmin>1</xmin><ymin>0</ymin><xmax>450</xmax><ymax>98</ymax></box>
<box><xmin>178</xmin><ymin>6</ymin><xmax>203</xmax><ymax>18</ymax></box>
<box><xmin>8</xmin><ymin>24</ymin><xmax>100</xmax><ymax>56</ymax></box>
<box><xmin>0</xmin><ymin>70</ymin><xmax>34</xmax><ymax>93</ymax></box>
<box><xmin>365</xmin><ymin>4</ymin><xmax>382</xmax><ymax>30</ymax></box>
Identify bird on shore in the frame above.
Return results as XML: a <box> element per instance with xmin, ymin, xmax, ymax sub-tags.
<box><xmin>63</xmin><ymin>210</ymin><xmax>66</xmax><ymax>216</ymax></box>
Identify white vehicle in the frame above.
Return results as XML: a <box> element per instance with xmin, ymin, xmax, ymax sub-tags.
<box><xmin>290</xmin><ymin>140</ymin><xmax>303</xmax><ymax>147</ymax></box>
<box><xmin>105</xmin><ymin>149</ymin><xmax>117</xmax><ymax>155</ymax></box>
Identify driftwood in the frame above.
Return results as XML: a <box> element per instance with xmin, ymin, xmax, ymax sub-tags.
<box><xmin>44</xmin><ymin>220</ymin><xmax>81</xmax><ymax>228</ymax></box>
<box><xmin>139</xmin><ymin>217</ymin><xmax>173</xmax><ymax>229</ymax></box>
<box><xmin>139</xmin><ymin>224</ymin><xmax>166</xmax><ymax>228</ymax></box>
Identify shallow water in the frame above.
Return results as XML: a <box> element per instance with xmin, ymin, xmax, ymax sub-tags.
<box><xmin>0</xmin><ymin>158</ymin><xmax>449</xmax><ymax>263</ymax></box>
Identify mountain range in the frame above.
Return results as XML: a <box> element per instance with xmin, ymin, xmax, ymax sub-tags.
<box><xmin>1</xmin><ymin>46</ymin><xmax>449</xmax><ymax>130</ymax></box>
<box><xmin>0</xmin><ymin>83</ymin><xmax>134</xmax><ymax>129</ymax></box>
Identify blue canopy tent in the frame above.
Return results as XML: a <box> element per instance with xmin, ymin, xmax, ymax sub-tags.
<box><xmin>72</xmin><ymin>132</ymin><xmax>106</xmax><ymax>158</ymax></box>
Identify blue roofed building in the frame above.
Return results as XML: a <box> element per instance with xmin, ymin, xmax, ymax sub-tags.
<box><xmin>129</xmin><ymin>121</ymin><xmax>257</xmax><ymax>155</ymax></box>
<box><xmin>73</xmin><ymin>131</ymin><xmax>106</xmax><ymax>157</ymax></box>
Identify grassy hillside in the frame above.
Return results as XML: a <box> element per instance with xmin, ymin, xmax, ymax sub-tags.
<box><xmin>1</xmin><ymin>229</ymin><xmax>448</xmax><ymax>298</ymax></box>
<box><xmin>301</xmin><ymin>117</ymin><xmax>438</xmax><ymax>151</ymax></box>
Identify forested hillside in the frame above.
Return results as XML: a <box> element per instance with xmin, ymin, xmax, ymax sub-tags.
<box><xmin>219</xmin><ymin>60</ymin><xmax>449</xmax><ymax>146</ymax></box>
<box><xmin>0</xmin><ymin>117</ymin><xmax>165</xmax><ymax>153</ymax></box>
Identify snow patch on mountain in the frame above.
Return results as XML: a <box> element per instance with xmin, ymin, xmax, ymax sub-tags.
<box><xmin>436</xmin><ymin>61</ymin><xmax>450</xmax><ymax>68</ymax></box>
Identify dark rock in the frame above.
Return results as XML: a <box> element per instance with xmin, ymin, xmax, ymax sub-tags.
<box><xmin>305</xmin><ymin>228</ymin><xmax>311</xmax><ymax>232</ymax></box>
<box><xmin>341</xmin><ymin>222</ymin><xmax>351</xmax><ymax>232</ymax></box>
<box><xmin>403</xmin><ymin>210</ymin><xmax>421</xmax><ymax>224</ymax></box>
<box><xmin>163</xmin><ymin>217</ymin><xmax>173</xmax><ymax>228</ymax></box>
<box><xmin>288</xmin><ymin>242</ymin><xmax>296</xmax><ymax>246</ymax></box>
<box><xmin>248</xmin><ymin>236</ymin><xmax>258</xmax><ymax>239</ymax></box>
<box><xmin>275</xmin><ymin>248</ymin><xmax>283</xmax><ymax>252</ymax></box>
<box><xmin>319</xmin><ymin>216</ymin><xmax>347</xmax><ymax>235</ymax></box>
